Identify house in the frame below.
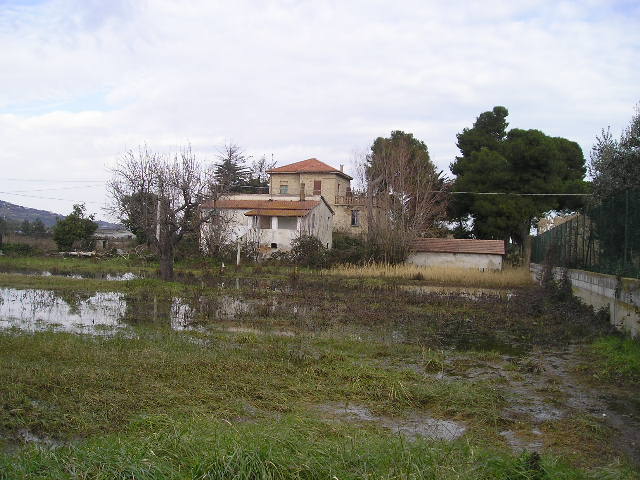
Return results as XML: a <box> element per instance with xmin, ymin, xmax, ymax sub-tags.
<box><xmin>200</xmin><ymin>194</ymin><xmax>334</xmax><ymax>253</ymax></box>
<box><xmin>267</xmin><ymin>158</ymin><xmax>368</xmax><ymax>235</ymax></box>
<box><xmin>407</xmin><ymin>238</ymin><xmax>505</xmax><ymax>270</ymax></box>
<box><xmin>93</xmin><ymin>227</ymin><xmax>135</xmax><ymax>251</ymax></box>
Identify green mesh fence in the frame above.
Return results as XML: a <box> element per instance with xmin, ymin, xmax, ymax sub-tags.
<box><xmin>531</xmin><ymin>189</ymin><xmax>640</xmax><ymax>279</ymax></box>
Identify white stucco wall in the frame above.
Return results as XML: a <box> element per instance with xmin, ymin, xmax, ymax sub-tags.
<box><xmin>406</xmin><ymin>252</ymin><xmax>503</xmax><ymax>270</ymax></box>
<box><xmin>201</xmin><ymin>200</ymin><xmax>333</xmax><ymax>252</ymax></box>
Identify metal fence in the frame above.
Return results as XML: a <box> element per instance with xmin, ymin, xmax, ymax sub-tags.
<box><xmin>531</xmin><ymin>189</ymin><xmax>640</xmax><ymax>278</ymax></box>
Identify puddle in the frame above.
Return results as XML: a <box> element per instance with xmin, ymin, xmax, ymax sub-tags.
<box><xmin>221</xmin><ymin>326</ymin><xmax>295</xmax><ymax>337</ymax></box>
<box><xmin>0</xmin><ymin>287</ymin><xmax>302</xmax><ymax>336</ymax></box>
<box><xmin>316</xmin><ymin>403</ymin><xmax>466</xmax><ymax>441</ymax></box>
<box><xmin>401</xmin><ymin>285</ymin><xmax>514</xmax><ymax>300</ymax></box>
<box><xmin>500</xmin><ymin>429</ymin><xmax>544</xmax><ymax>452</ymax></box>
<box><xmin>0</xmin><ymin>268</ymin><xmax>141</xmax><ymax>281</ymax></box>
<box><xmin>1</xmin><ymin>429</ymin><xmax>65</xmax><ymax>454</ymax></box>
<box><xmin>0</xmin><ymin>288</ymin><xmax>127</xmax><ymax>334</ymax></box>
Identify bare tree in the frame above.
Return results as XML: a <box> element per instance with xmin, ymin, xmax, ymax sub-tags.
<box><xmin>109</xmin><ymin>145</ymin><xmax>217</xmax><ymax>280</ymax></box>
<box><xmin>362</xmin><ymin>132</ymin><xmax>450</xmax><ymax>262</ymax></box>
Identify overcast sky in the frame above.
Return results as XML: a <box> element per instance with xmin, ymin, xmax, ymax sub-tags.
<box><xmin>0</xmin><ymin>0</ymin><xmax>638</xmax><ymax>221</ymax></box>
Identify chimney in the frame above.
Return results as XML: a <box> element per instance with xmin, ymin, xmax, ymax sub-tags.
<box><xmin>300</xmin><ymin>182</ymin><xmax>305</xmax><ymax>201</ymax></box>
<box><xmin>340</xmin><ymin>164</ymin><xmax>344</xmax><ymax>172</ymax></box>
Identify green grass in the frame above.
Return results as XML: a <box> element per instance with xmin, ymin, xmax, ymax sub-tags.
<box><xmin>0</xmin><ymin>267</ymin><xmax>637</xmax><ymax>476</ymax></box>
<box><xmin>2</xmin><ymin>415</ymin><xmax>637</xmax><ymax>480</ymax></box>
<box><xmin>0</xmin><ymin>330</ymin><xmax>502</xmax><ymax>439</ymax></box>
<box><xmin>588</xmin><ymin>336</ymin><xmax>640</xmax><ymax>384</ymax></box>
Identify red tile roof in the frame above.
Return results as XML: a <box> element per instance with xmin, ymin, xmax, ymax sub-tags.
<box><xmin>201</xmin><ymin>198</ymin><xmax>320</xmax><ymax>211</ymax></box>
<box><xmin>244</xmin><ymin>209</ymin><xmax>309</xmax><ymax>217</ymax></box>
<box><xmin>267</xmin><ymin>158</ymin><xmax>352</xmax><ymax>180</ymax></box>
<box><xmin>411</xmin><ymin>238</ymin><xmax>505</xmax><ymax>255</ymax></box>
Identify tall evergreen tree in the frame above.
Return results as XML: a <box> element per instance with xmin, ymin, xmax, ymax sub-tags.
<box><xmin>215</xmin><ymin>143</ymin><xmax>250</xmax><ymax>192</ymax></box>
<box><xmin>449</xmin><ymin>107</ymin><xmax>588</xmax><ymax>255</ymax></box>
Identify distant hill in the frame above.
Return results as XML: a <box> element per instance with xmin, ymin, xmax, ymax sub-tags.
<box><xmin>0</xmin><ymin>200</ymin><xmax>120</xmax><ymax>229</ymax></box>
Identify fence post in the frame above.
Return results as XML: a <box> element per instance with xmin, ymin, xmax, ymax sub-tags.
<box><xmin>624</xmin><ymin>189</ymin><xmax>629</xmax><ymax>269</ymax></box>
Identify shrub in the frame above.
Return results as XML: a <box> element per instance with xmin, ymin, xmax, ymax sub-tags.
<box><xmin>53</xmin><ymin>204</ymin><xmax>98</xmax><ymax>251</ymax></box>
<box><xmin>290</xmin><ymin>235</ymin><xmax>327</xmax><ymax>269</ymax></box>
<box><xmin>0</xmin><ymin>242</ymin><xmax>37</xmax><ymax>256</ymax></box>
<box><xmin>327</xmin><ymin>233</ymin><xmax>369</xmax><ymax>265</ymax></box>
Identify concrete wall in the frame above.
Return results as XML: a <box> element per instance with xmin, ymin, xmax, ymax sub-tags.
<box><xmin>530</xmin><ymin>263</ymin><xmax>640</xmax><ymax>338</ymax></box>
<box><xmin>407</xmin><ymin>252</ymin><xmax>503</xmax><ymax>270</ymax></box>
<box><xmin>299</xmin><ymin>201</ymin><xmax>333</xmax><ymax>249</ymax></box>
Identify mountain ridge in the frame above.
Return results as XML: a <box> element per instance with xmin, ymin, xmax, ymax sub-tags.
<box><xmin>0</xmin><ymin>199</ymin><xmax>120</xmax><ymax>229</ymax></box>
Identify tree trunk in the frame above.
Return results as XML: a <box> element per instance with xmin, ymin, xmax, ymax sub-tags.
<box><xmin>159</xmin><ymin>242</ymin><xmax>174</xmax><ymax>281</ymax></box>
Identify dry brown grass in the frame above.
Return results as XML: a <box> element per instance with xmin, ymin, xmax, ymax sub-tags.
<box><xmin>328</xmin><ymin>263</ymin><xmax>533</xmax><ymax>288</ymax></box>
<box><xmin>3</xmin><ymin>233</ymin><xmax>57</xmax><ymax>252</ymax></box>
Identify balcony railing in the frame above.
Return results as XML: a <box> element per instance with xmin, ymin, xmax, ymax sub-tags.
<box><xmin>334</xmin><ymin>195</ymin><xmax>375</xmax><ymax>206</ymax></box>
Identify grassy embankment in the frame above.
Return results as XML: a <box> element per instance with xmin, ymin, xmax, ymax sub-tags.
<box><xmin>584</xmin><ymin>336</ymin><xmax>640</xmax><ymax>385</ymax></box>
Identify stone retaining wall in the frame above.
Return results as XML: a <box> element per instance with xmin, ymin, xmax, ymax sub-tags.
<box><xmin>530</xmin><ymin>263</ymin><xmax>639</xmax><ymax>337</ymax></box>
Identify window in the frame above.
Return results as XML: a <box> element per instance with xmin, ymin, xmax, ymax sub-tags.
<box><xmin>259</xmin><ymin>216</ymin><xmax>271</xmax><ymax>229</ymax></box>
<box><xmin>279</xmin><ymin>182</ymin><xmax>288</xmax><ymax>194</ymax></box>
<box><xmin>313</xmin><ymin>180</ymin><xmax>321</xmax><ymax>195</ymax></box>
<box><xmin>270</xmin><ymin>243</ymin><xmax>278</xmax><ymax>249</ymax></box>
<box><xmin>351</xmin><ymin>210</ymin><xmax>360</xmax><ymax>227</ymax></box>
<box><xmin>277</xmin><ymin>217</ymin><xmax>297</xmax><ymax>230</ymax></box>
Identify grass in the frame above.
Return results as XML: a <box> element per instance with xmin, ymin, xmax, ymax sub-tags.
<box><xmin>587</xmin><ymin>336</ymin><xmax>640</xmax><ymax>384</ymax></box>
<box><xmin>4</xmin><ymin>415</ymin><xmax>638</xmax><ymax>480</ymax></box>
<box><xmin>328</xmin><ymin>263</ymin><xmax>533</xmax><ymax>288</ymax></box>
<box><xmin>0</xmin><ymin>330</ymin><xmax>503</xmax><ymax>438</ymax></box>
<box><xmin>0</xmin><ymin>266</ymin><xmax>637</xmax><ymax>476</ymax></box>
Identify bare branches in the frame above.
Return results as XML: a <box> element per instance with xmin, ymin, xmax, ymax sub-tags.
<box><xmin>361</xmin><ymin>132</ymin><xmax>450</xmax><ymax>261</ymax></box>
<box><xmin>108</xmin><ymin>145</ymin><xmax>214</xmax><ymax>280</ymax></box>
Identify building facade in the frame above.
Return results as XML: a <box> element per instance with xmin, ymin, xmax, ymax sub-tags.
<box><xmin>407</xmin><ymin>238</ymin><xmax>505</xmax><ymax>271</ymax></box>
<box><xmin>200</xmin><ymin>194</ymin><xmax>334</xmax><ymax>253</ymax></box>
<box><xmin>267</xmin><ymin>158</ymin><xmax>367</xmax><ymax>236</ymax></box>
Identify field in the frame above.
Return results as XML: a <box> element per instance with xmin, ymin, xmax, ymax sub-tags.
<box><xmin>0</xmin><ymin>257</ymin><xmax>639</xmax><ymax>479</ymax></box>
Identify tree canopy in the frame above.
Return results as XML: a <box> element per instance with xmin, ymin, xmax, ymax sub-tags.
<box><xmin>53</xmin><ymin>204</ymin><xmax>98</xmax><ymax>251</ymax></box>
<box><xmin>214</xmin><ymin>143</ymin><xmax>250</xmax><ymax>193</ymax></box>
<box><xmin>450</xmin><ymin>107</ymin><xmax>588</xmax><ymax>244</ymax></box>
<box><xmin>364</xmin><ymin>130</ymin><xmax>448</xmax><ymax>261</ymax></box>
<box><xmin>109</xmin><ymin>146</ymin><xmax>215</xmax><ymax>280</ymax></box>
<box><xmin>589</xmin><ymin>102</ymin><xmax>640</xmax><ymax>198</ymax></box>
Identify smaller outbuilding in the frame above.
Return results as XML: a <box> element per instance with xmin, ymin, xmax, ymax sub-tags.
<box><xmin>407</xmin><ymin>238</ymin><xmax>505</xmax><ymax>271</ymax></box>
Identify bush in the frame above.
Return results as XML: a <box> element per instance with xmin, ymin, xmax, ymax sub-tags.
<box><xmin>0</xmin><ymin>242</ymin><xmax>37</xmax><ymax>256</ymax></box>
<box><xmin>290</xmin><ymin>235</ymin><xmax>327</xmax><ymax>269</ymax></box>
<box><xmin>53</xmin><ymin>204</ymin><xmax>98</xmax><ymax>251</ymax></box>
<box><xmin>327</xmin><ymin>233</ymin><xmax>369</xmax><ymax>265</ymax></box>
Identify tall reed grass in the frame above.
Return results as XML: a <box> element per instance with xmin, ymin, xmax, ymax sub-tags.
<box><xmin>328</xmin><ymin>263</ymin><xmax>532</xmax><ymax>288</ymax></box>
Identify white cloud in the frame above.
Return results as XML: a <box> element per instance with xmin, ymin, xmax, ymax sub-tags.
<box><xmin>0</xmin><ymin>0</ymin><xmax>638</xmax><ymax>219</ymax></box>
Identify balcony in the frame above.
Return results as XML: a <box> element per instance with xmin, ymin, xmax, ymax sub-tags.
<box><xmin>334</xmin><ymin>195</ymin><xmax>375</xmax><ymax>207</ymax></box>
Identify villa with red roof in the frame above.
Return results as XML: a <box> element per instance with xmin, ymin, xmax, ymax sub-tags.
<box><xmin>200</xmin><ymin>158</ymin><xmax>368</xmax><ymax>254</ymax></box>
<box><xmin>267</xmin><ymin>158</ymin><xmax>367</xmax><ymax>234</ymax></box>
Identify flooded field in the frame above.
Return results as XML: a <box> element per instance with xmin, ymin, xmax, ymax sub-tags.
<box><xmin>1</xmin><ymin>271</ymin><xmax>639</xmax><ymax>476</ymax></box>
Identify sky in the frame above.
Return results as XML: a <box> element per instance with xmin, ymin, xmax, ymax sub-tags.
<box><xmin>0</xmin><ymin>0</ymin><xmax>638</xmax><ymax>221</ymax></box>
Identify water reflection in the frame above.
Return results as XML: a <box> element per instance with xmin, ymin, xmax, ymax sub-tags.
<box><xmin>0</xmin><ymin>286</ymin><xmax>523</xmax><ymax>354</ymax></box>
<box><xmin>0</xmin><ymin>288</ymin><xmax>127</xmax><ymax>334</ymax></box>
<box><xmin>0</xmin><ymin>268</ymin><xmax>140</xmax><ymax>281</ymax></box>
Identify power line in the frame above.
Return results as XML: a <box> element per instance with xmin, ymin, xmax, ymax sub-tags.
<box><xmin>0</xmin><ymin>184</ymin><xmax>105</xmax><ymax>194</ymax></box>
<box><xmin>447</xmin><ymin>192</ymin><xmax>593</xmax><ymax>196</ymax></box>
<box><xmin>0</xmin><ymin>191</ymin><xmax>103</xmax><ymax>205</ymax></box>
<box><xmin>2</xmin><ymin>178</ymin><xmax>104</xmax><ymax>183</ymax></box>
